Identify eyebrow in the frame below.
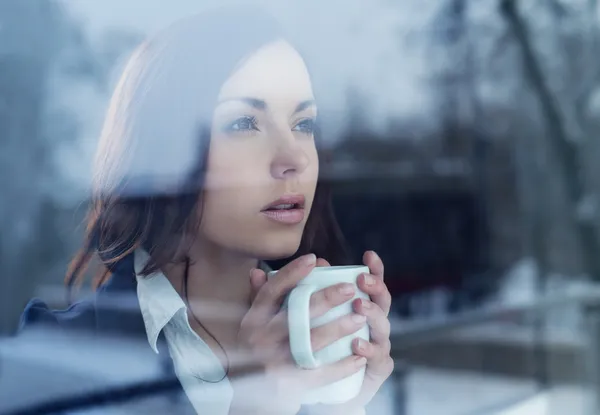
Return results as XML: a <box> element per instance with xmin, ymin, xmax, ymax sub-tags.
<box><xmin>218</xmin><ymin>97</ymin><xmax>316</xmax><ymax>114</ymax></box>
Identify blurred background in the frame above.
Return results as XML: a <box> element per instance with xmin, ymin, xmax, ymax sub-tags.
<box><xmin>3</xmin><ymin>0</ymin><xmax>600</xmax><ymax>414</ymax></box>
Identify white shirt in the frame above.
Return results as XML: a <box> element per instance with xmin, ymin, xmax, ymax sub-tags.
<box><xmin>134</xmin><ymin>251</ymin><xmax>394</xmax><ymax>415</ymax></box>
<box><xmin>135</xmin><ymin>250</ymin><xmax>233</xmax><ymax>415</ymax></box>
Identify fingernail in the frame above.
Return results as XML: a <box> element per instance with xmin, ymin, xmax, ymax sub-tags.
<box><xmin>339</xmin><ymin>284</ymin><xmax>354</xmax><ymax>296</ymax></box>
<box><xmin>357</xmin><ymin>338</ymin><xmax>368</xmax><ymax>351</ymax></box>
<box><xmin>364</xmin><ymin>274</ymin><xmax>375</xmax><ymax>286</ymax></box>
<box><xmin>352</xmin><ymin>314</ymin><xmax>367</xmax><ymax>324</ymax></box>
<box><xmin>355</xmin><ymin>356</ymin><xmax>367</xmax><ymax>367</ymax></box>
<box><xmin>303</xmin><ymin>254</ymin><xmax>316</xmax><ymax>266</ymax></box>
<box><xmin>361</xmin><ymin>299</ymin><xmax>372</xmax><ymax>309</ymax></box>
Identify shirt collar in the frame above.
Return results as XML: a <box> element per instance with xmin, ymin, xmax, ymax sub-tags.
<box><xmin>134</xmin><ymin>251</ymin><xmax>274</xmax><ymax>354</ymax></box>
<box><xmin>135</xmin><ymin>250</ymin><xmax>187</xmax><ymax>354</ymax></box>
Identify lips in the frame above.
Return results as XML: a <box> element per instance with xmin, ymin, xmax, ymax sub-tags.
<box><xmin>261</xmin><ymin>194</ymin><xmax>306</xmax><ymax>224</ymax></box>
<box><xmin>261</xmin><ymin>194</ymin><xmax>306</xmax><ymax>211</ymax></box>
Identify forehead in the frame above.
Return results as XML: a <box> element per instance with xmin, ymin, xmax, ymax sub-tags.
<box><xmin>217</xmin><ymin>39</ymin><xmax>314</xmax><ymax>103</ymax></box>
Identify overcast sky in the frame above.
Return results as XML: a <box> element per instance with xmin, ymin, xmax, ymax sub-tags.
<box><xmin>61</xmin><ymin>0</ymin><xmax>441</xmax><ymax>129</ymax></box>
<box><xmin>52</xmin><ymin>0</ymin><xmax>445</xmax><ymax>199</ymax></box>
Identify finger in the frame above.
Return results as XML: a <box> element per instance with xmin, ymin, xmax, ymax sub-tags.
<box><xmin>352</xmin><ymin>338</ymin><xmax>393</xmax><ymax>373</ymax></box>
<box><xmin>264</xmin><ymin>283</ymin><xmax>356</xmax><ymax>342</ymax></box>
<box><xmin>249</xmin><ymin>268</ymin><xmax>267</xmax><ymax>303</ymax></box>
<box><xmin>357</xmin><ymin>272</ymin><xmax>392</xmax><ymax>316</ymax></box>
<box><xmin>309</xmin><ymin>283</ymin><xmax>356</xmax><ymax>318</ymax></box>
<box><xmin>352</xmin><ymin>338</ymin><xmax>393</xmax><ymax>376</ymax></box>
<box><xmin>363</xmin><ymin>250</ymin><xmax>384</xmax><ymax>279</ymax></box>
<box><xmin>353</xmin><ymin>337</ymin><xmax>377</xmax><ymax>358</ymax></box>
<box><xmin>310</xmin><ymin>313</ymin><xmax>367</xmax><ymax>352</ymax></box>
<box><xmin>250</xmin><ymin>254</ymin><xmax>316</xmax><ymax>322</ymax></box>
<box><xmin>299</xmin><ymin>354</ymin><xmax>367</xmax><ymax>389</ymax></box>
<box><xmin>354</xmin><ymin>298</ymin><xmax>391</xmax><ymax>347</ymax></box>
<box><xmin>353</xmin><ymin>339</ymin><xmax>395</xmax><ymax>391</ymax></box>
<box><xmin>347</xmin><ymin>338</ymin><xmax>394</xmax><ymax>411</ymax></box>
<box><xmin>316</xmin><ymin>258</ymin><xmax>331</xmax><ymax>267</ymax></box>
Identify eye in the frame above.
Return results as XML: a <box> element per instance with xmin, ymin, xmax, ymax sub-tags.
<box><xmin>292</xmin><ymin>118</ymin><xmax>316</xmax><ymax>134</ymax></box>
<box><xmin>223</xmin><ymin>116</ymin><xmax>259</xmax><ymax>133</ymax></box>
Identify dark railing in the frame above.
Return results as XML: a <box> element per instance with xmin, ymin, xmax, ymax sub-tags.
<box><xmin>5</xmin><ymin>377</ymin><xmax>181</xmax><ymax>415</ymax></box>
<box><xmin>390</xmin><ymin>286</ymin><xmax>600</xmax><ymax>415</ymax></box>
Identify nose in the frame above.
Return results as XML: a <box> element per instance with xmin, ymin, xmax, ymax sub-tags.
<box><xmin>270</xmin><ymin>138</ymin><xmax>309</xmax><ymax>180</ymax></box>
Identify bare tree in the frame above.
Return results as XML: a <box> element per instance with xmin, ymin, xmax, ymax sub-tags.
<box><xmin>500</xmin><ymin>0</ymin><xmax>600</xmax><ymax>281</ymax></box>
<box><xmin>0</xmin><ymin>0</ymin><xmax>66</xmax><ymax>334</ymax></box>
<box><xmin>0</xmin><ymin>0</ymin><xmax>114</xmax><ymax>334</ymax></box>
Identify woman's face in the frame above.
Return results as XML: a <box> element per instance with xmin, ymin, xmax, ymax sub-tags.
<box><xmin>199</xmin><ymin>40</ymin><xmax>319</xmax><ymax>260</ymax></box>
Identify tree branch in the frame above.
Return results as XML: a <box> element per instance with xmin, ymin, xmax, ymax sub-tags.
<box><xmin>500</xmin><ymin>0</ymin><xmax>600</xmax><ymax>280</ymax></box>
<box><xmin>573</xmin><ymin>0</ymin><xmax>600</xmax><ymax>128</ymax></box>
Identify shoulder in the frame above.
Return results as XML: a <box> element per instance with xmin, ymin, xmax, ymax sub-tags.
<box><xmin>19</xmin><ymin>255</ymin><xmax>138</xmax><ymax>334</ymax></box>
<box><xmin>19</xmin><ymin>296</ymin><xmax>98</xmax><ymax>333</ymax></box>
<box><xmin>20</xmin><ymin>254</ymin><xmax>144</xmax><ymax>337</ymax></box>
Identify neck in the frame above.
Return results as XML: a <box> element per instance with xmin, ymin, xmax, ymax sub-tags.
<box><xmin>164</xmin><ymin>241</ymin><xmax>259</xmax><ymax>315</ymax></box>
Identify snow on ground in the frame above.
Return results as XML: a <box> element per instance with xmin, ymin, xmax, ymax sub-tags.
<box><xmin>495</xmin><ymin>257</ymin><xmax>593</xmax><ymax>334</ymax></box>
<box><xmin>492</xmin><ymin>386</ymin><xmax>592</xmax><ymax>415</ymax></box>
<box><xmin>403</xmin><ymin>367</ymin><xmax>537</xmax><ymax>415</ymax></box>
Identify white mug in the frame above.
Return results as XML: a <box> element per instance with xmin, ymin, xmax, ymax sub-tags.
<box><xmin>268</xmin><ymin>265</ymin><xmax>370</xmax><ymax>405</ymax></box>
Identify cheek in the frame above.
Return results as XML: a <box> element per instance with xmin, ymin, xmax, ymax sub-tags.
<box><xmin>197</xmin><ymin>143</ymin><xmax>261</xmax><ymax>239</ymax></box>
<box><xmin>200</xmin><ymin>158</ymin><xmax>264</xmax><ymax>226</ymax></box>
<box><xmin>198</xmin><ymin>187</ymin><xmax>257</xmax><ymax>247</ymax></box>
<box><xmin>198</xmin><ymin>138</ymin><xmax>319</xmax><ymax>253</ymax></box>
<box><xmin>199</xmin><ymin>143</ymin><xmax>264</xmax><ymax>227</ymax></box>
<box><xmin>203</xmin><ymin>146</ymin><xmax>266</xmax><ymax>190</ymax></box>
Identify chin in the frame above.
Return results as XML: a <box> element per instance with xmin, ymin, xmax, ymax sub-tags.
<box><xmin>253</xmin><ymin>237</ymin><xmax>302</xmax><ymax>261</ymax></box>
<box><xmin>256</xmin><ymin>247</ymin><xmax>300</xmax><ymax>261</ymax></box>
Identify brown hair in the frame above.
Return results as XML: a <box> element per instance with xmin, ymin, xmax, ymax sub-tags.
<box><xmin>66</xmin><ymin>6</ymin><xmax>349</xmax><ymax>294</ymax></box>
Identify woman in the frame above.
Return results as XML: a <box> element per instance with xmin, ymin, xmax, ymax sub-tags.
<box><xmin>21</xmin><ymin>5</ymin><xmax>393</xmax><ymax>415</ymax></box>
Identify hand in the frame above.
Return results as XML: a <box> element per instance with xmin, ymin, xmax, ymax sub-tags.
<box><xmin>311</xmin><ymin>251</ymin><xmax>394</xmax><ymax>415</ymax></box>
<box><xmin>230</xmin><ymin>254</ymin><xmax>368</xmax><ymax>415</ymax></box>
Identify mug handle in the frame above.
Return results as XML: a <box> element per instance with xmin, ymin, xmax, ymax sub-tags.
<box><xmin>287</xmin><ymin>284</ymin><xmax>320</xmax><ymax>369</ymax></box>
